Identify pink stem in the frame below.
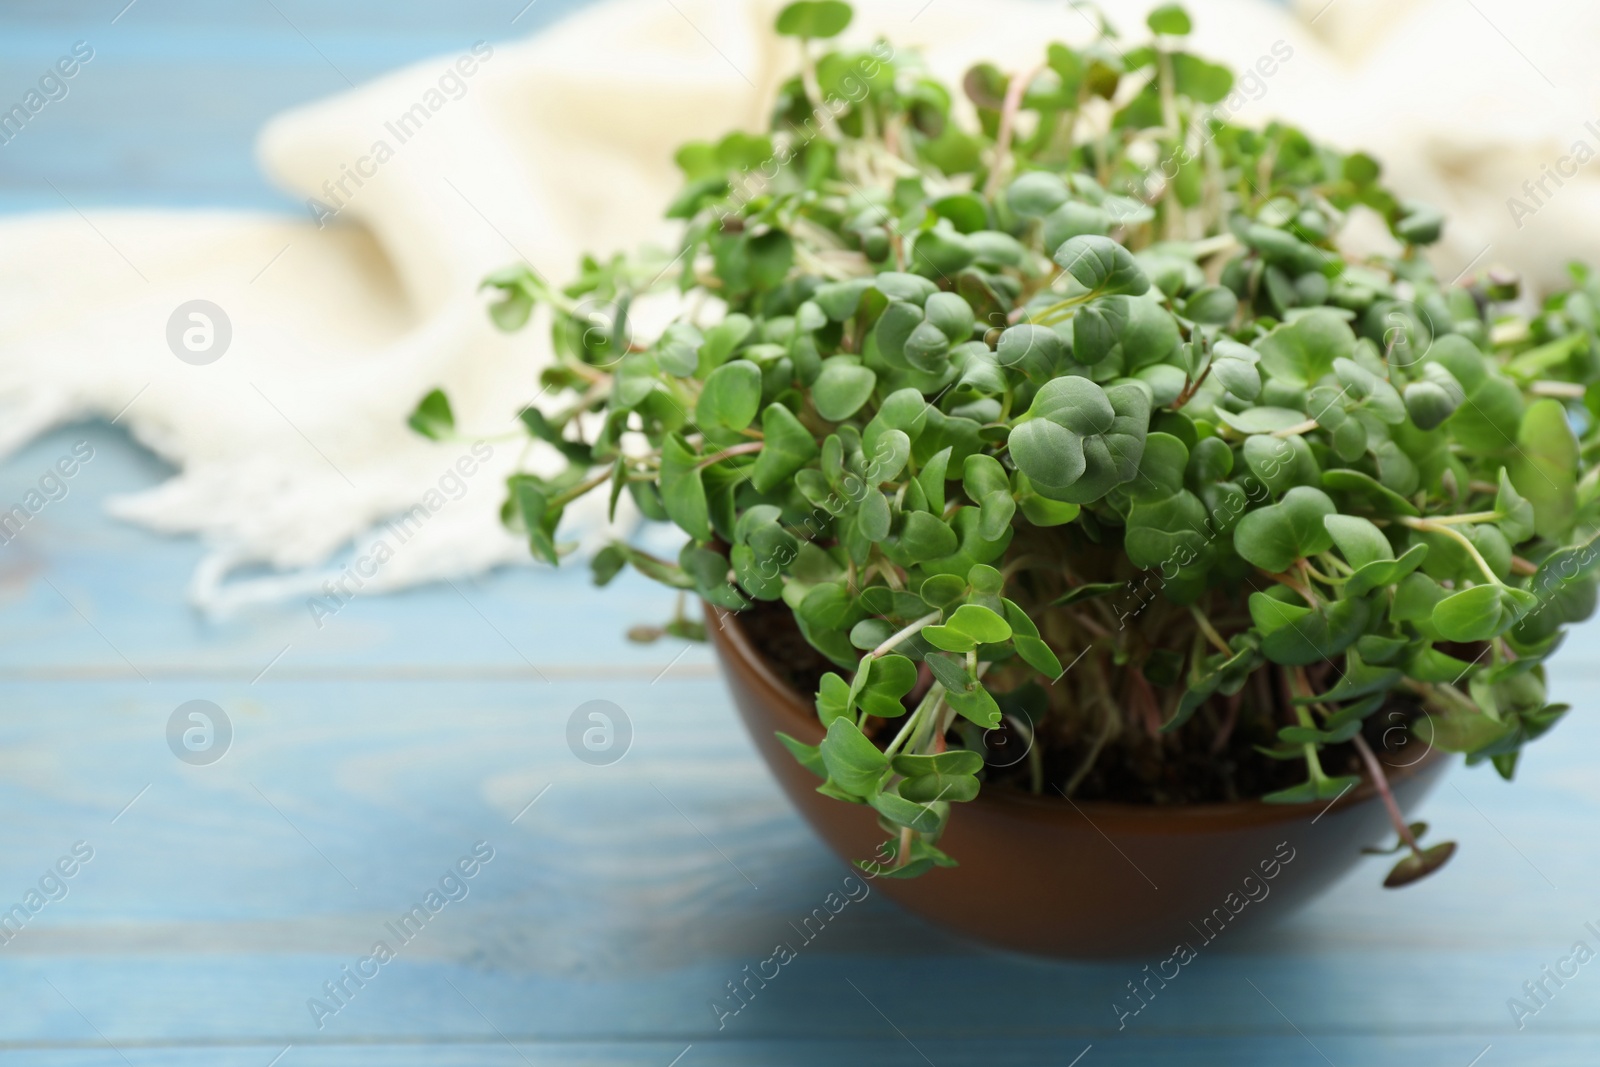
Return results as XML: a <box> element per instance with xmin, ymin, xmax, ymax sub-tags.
<box><xmin>694</xmin><ymin>440</ymin><xmax>764</xmax><ymax>469</ymax></box>
<box><xmin>1352</xmin><ymin>733</ymin><xmax>1419</xmax><ymax>852</ymax></box>
<box><xmin>984</xmin><ymin>64</ymin><xmax>1046</xmax><ymax>200</ymax></box>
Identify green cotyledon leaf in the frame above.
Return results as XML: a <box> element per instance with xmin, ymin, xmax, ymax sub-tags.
<box><xmin>922</xmin><ymin>604</ymin><xmax>1012</xmax><ymax>652</ymax></box>
<box><xmin>1432</xmin><ymin>584</ymin><xmax>1538</xmax><ymax>643</ymax></box>
<box><xmin>1258</xmin><ymin>595</ymin><xmax>1370</xmax><ymax>667</ymax></box>
<box><xmin>857</xmin><ymin>655</ymin><xmax>917</xmax><ymax>719</ymax></box>
<box><xmin>1233</xmin><ymin>486</ymin><xmax>1336</xmax><ymax>573</ymax></box>
<box><xmin>695</xmin><ymin>359</ymin><xmax>762</xmax><ymax>432</ymax></box>
<box><xmin>1253</xmin><ymin>309</ymin><xmax>1355</xmax><ymax>388</ymax></box>
<box><xmin>477</xmin><ymin>0</ymin><xmax>1600</xmax><ymax>890</ymax></box>
<box><xmin>1053</xmin><ymin>235</ymin><xmax>1151</xmax><ymax>297</ymax></box>
<box><xmin>749</xmin><ymin>403</ymin><xmax>819</xmax><ymax>493</ymax></box>
<box><xmin>774</xmin><ymin>0</ymin><xmax>853</xmax><ymax>38</ymax></box>
<box><xmin>818</xmin><ymin>718</ymin><xmax>888</xmax><ymax>797</ymax></box>
<box><xmin>1009</xmin><ymin>378</ymin><xmax>1150</xmax><ymax>504</ymax></box>
<box><xmin>1509</xmin><ymin>398</ymin><xmax>1577</xmax><ymax>542</ymax></box>
<box><xmin>813</xmin><ymin>357</ymin><xmax>877</xmax><ymax>421</ymax></box>
<box><xmin>658</xmin><ymin>434</ymin><xmax>710</xmax><ymax>542</ymax></box>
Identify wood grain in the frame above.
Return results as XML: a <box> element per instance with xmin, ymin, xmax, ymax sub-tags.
<box><xmin>2</xmin><ymin>2</ymin><xmax>1598</xmax><ymax>1061</ymax></box>
<box><xmin>0</xmin><ymin>0</ymin><xmax>596</xmax><ymax>213</ymax></box>
<box><xmin>2</xmin><ymin>419</ymin><xmax>1598</xmax><ymax>1063</ymax></box>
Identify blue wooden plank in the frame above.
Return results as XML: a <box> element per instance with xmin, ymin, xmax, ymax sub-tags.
<box><xmin>0</xmin><ymin>423</ymin><xmax>708</xmax><ymax>677</ymax></box>
<box><xmin>0</xmin><ymin>392</ymin><xmax>1597</xmax><ymax>1067</ymax></box>
<box><xmin>0</xmin><ymin>668</ymin><xmax>1594</xmax><ymax>1050</ymax></box>
<box><xmin>0</xmin><ymin>0</ymin><xmax>601</xmax><ymax>212</ymax></box>
<box><xmin>11</xmin><ymin>421</ymin><xmax>1600</xmax><ymax>689</ymax></box>
<box><xmin>0</xmin><ymin>1035</ymin><xmax>1589</xmax><ymax>1067</ymax></box>
<box><xmin>2</xmin><ymin>4</ymin><xmax>1596</xmax><ymax>1059</ymax></box>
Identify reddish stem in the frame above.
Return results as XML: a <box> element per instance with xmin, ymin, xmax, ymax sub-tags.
<box><xmin>1130</xmin><ymin>670</ymin><xmax>1162</xmax><ymax>738</ymax></box>
<box><xmin>1210</xmin><ymin>691</ymin><xmax>1242</xmax><ymax>755</ymax></box>
<box><xmin>984</xmin><ymin>63</ymin><xmax>1046</xmax><ymax>200</ymax></box>
<box><xmin>1353</xmin><ymin>733</ymin><xmax>1420</xmax><ymax>853</ymax></box>
<box><xmin>694</xmin><ymin>440</ymin><xmax>764</xmax><ymax>469</ymax></box>
<box><xmin>1171</xmin><ymin>362</ymin><xmax>1212</xmax><ymax>411</ymax></box>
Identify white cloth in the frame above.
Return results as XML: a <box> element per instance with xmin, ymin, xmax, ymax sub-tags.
<box><xmin>1296</xmin><ymin>0</ymin><xmax>1600</xmax><ymax>292</ymax></box>
<box><xmin>0</xmin><ymin>0</ymin><xmax>1588</xmax><ymax>612</ymax></box>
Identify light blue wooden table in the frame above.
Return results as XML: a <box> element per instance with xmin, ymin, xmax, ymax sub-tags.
<box><xmin>2</xmin><ymin>3</ymin><xmax>1598</xmax><ymax>1064</ymax></box>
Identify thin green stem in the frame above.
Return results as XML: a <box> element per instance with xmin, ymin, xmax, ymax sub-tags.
<box><xmin>548</xmin><ymin>468</ymin><xmax>612</xmax><ymax>508</ymax></box>
<box><xmin>906</xmin><ymin>689</ymin><xmax>947</xmax><ymax>756</ymax></box>
<box><xmin>1425</xmin><ymin>510</ymin><xmax>1502</xmax><ymax>526</ymax></box>
<box><xmin>694</xmin><ymin>440</ymin><xmax>764</xmax><ymax>470</ymax></box>
<box><xmin>1290</xmin><ymin>669</ymin><xmax>1331</xmax><ymax>784</ymax></box>
<box><xmin>1301</xmin><ymin>561</ymin><xmax>1344</xmax><ymax>587</ymax></box>
<box><xmin>1029</xmin><ymin>291</ymin><xmax>1097</xmax><ymax>325</ymax></box>
<box><xmin>983</xmin><ymin>62</ymin><xmax>1046</xmax><ymax>201</ymax></box>
<box><xmin>883</xmin><ymin>682</ymin><xmax>945</xmax><ymax>760</ymax></box>
<box><xmin>797</xmin><ymin>41</ymin><xmax>840</xmax><ymax>142</ymax></box>
<box><xmin>1401</xmin><ymin>677</ymin><xmax>1478</xmax><ymax>717</ymax></box>
<box><xmin>1190</xmin><ymin>606</ymin><xmax>1231</xmax><ymax>655</ymax></box>
<box><xmin>1400</xmin><ymin>517</ymin><xmax>1503</xmax><ymax>586</ymax></box>
<box><xmin>1270</xmin><ymin>419</ymin><xmax>1320</xmax><ymax>439</ymax></box>
<box><xmin>871</xmin><ymin>611</ymin><xmax>941</xmax><ymax>658</ymax></box>
<box><xmin>1320</xmin><ymin>552</ymin><xmax>1355</xmax><ymax>577</ymax></box>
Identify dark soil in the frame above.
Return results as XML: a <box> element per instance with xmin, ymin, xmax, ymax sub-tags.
<box><xmin>736</xmin><ymin>597</ymin><xmax>1420</xmax><ymax>805</ymax></box>
<box><xmin>741</xmin><ymin>596</ymin><xmax>836</xmax><ymax>700</ymax></box>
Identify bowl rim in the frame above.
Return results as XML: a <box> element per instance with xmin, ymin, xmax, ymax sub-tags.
<box><xmin>708</xmin><ymin>600</ymin><xmax>1447</xmax><ymax>834</ymax></box>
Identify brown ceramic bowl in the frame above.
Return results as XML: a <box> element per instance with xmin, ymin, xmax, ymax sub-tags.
<box><xmin>708</xmin><ymin>605</ymin><xmax>1449</xmax><ymax>958</ymax></box>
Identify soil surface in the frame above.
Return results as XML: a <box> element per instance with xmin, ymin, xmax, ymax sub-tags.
<box><xmin>736</xmin><ymin>598</ymin><xmax>1419</xmax><ymax>805</ymax></box>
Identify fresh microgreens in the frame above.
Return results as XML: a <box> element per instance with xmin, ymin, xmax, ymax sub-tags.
<box><xmin>415</xmin><ymin>1</ymin><xmax>1600</xmax><ymax>889</ymax></box>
